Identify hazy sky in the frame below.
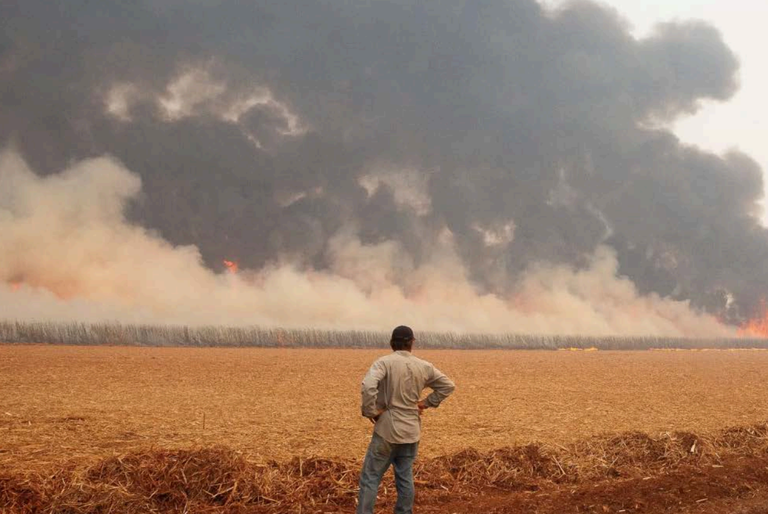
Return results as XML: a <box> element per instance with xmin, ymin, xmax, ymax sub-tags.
<box><xmin>546</xmin><ymin>0</ymin><xmax>768</xmax><ymax>220</ymax></box>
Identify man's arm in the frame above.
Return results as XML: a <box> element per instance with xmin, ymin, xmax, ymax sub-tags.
<box><xmin>361</xmin><ymin>359</ymin><xmax>386</xmax><ymax>419</ymax></box>
<box><xmin>420</xmin><ymin>365</ymin><xmax>455</xmax><ymax>411</ymax></box>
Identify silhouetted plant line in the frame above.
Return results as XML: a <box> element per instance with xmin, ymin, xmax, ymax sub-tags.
<box><xmin>1</xmin><ymin>320</ymin><xmax>767</xmax><ymax>349</ymax></box>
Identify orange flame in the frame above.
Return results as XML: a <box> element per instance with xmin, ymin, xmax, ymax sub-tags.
<box><xmin>223</xmin><ymin>259</ymin><xmax>239</xmax><ymax>274</ymax></box>
<box><xmin>738</xmin><ymin>299</ymin><xmax>768</xmax><ymax>338</ymax></box>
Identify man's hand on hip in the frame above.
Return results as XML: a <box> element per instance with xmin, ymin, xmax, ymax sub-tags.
<box><xmin>368</xmin><ymin>408</ymin><xmax>386</xmax><ymax>424</ymax></box>
<box><xmin>417</xmin><ymin>400</ymin><xmax>428</xmax><ymax>415</ymax></box>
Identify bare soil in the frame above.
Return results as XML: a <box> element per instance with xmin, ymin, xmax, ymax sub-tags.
<box><xmin>3</xmin><ymin>345</ymin><xmax>768</xmax><ymax>512</ymax></box>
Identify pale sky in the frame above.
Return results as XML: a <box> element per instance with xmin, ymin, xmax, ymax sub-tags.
<box><xmin>544</xmin><ymin>0</ymin><xmax>768</xmax><ymax>222</ymax></box>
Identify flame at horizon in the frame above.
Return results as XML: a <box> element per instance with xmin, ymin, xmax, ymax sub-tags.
<box><xmin>738</xmin><ymin>300</ymin><xmax>768</xmax><ymax>338</ymax></box>
<box><xmin>223</xmin><ymin>259</ymin><xmax>239</xmax><ymax>274</ymax></box>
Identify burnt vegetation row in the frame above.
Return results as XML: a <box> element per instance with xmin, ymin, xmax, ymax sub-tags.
<box><xmin>3</xmin><ymin>423</ymin><xmax>768</xmax><ymax>513</ymax></box>
<box><xmin>1</xmin><ymin>320</ymin><xmax>767</xmax><ymax>350</ymax></box>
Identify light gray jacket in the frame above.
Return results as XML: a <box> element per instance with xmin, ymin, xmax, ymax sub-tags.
<box><xmin>361</xmin><ymin>350</ymin><xmax>455</xmax><ymax>444</ymax></box>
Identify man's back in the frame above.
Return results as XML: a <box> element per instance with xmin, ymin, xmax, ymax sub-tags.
<box><xmin>361</xmin><ymin>350</ymin><xmax>455</xmax><ymax>444</ymax></box>
<box><xmin>357</xmin><ymin>326</ymin><xmax>455</xmax><ymax>514</ymax></box>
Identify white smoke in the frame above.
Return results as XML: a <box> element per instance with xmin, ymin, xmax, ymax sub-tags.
<box><xmin>0</xmin><ymin>151</ymin><xmax>733</xmax><ymax>337</ymax></box>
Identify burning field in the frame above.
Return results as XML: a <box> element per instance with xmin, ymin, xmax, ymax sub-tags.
<box><xmin>5</xmin><ymin>1</ymin><xmax>768</xmax><ymax>511</ymax></box>
<box><xmin>3</xmin><ymin>345</ymin><xmax>768</xmax><ymax>513</ymax></box>
<box><xmin>4</xmin><ymin>0</ymin><xmax>768</xmax><ymax>342</ymax></box>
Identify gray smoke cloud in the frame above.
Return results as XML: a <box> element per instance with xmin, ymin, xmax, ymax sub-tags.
<box><xmin>0</xmin><ymin>0</ymin><xmax>765</xmax><ymax>331</ymax></box>
<box><xmin>0</xmin><ymin>149</ymin><xmax>730</xmax><ymax>336</ymax></box>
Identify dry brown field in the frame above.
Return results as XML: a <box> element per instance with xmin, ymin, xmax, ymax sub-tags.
<box><xmin>2</xmin><ymin>345</ymin><xmax>768</xmax><ymax>469</ymax></box>
<box><xmin>3</xmin><ymin>345</ymin><xmax>768</xmax><ymax>513</ymax></box>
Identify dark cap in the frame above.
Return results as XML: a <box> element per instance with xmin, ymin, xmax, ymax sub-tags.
<box><xmin>391</xmin><ymin>325</ymin><xmax>414</xmax><ymax>342</ymax></box>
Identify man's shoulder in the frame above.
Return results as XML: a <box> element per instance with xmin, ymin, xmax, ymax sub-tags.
<box><xmin>419</xmin><ymin>357</ymin><xmax>437</xmax><ymax>370</ymax></box>
<box><xmin>374</xmin><ymin>352</ymin><xmax>433</xmax><ymax>368</ymax></box>
<box><xmin>373</xmin><ymin>353</ymin><xmax>397</xmax><ymax>365</ymax></box>
<box><xmin>405</xmin><ymin>353</ymin><xmax>434</xmax><ymax>369</ymax></box>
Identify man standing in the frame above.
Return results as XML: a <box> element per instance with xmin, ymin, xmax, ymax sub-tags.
<box><xmin>357</xmin><ymin>325</ymin><xmax>456</xmax><ymax>514</ymax></box>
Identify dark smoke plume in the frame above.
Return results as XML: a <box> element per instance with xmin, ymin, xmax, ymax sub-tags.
<box><xmin>0</xmin><ymin>0</ymin><xmax>764</xmax><ymax>333</ymax></box>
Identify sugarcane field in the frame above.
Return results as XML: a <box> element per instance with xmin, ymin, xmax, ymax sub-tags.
<box><xmin>5</xmin><ymin>0</ymin><xmax>768</xmax><ymax>512</ymax></box>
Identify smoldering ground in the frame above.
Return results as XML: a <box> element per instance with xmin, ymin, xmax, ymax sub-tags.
<box><xmin>0</xmin><ymin>0</ymin><xmax>764</xmax><ymax>334</ymax></box>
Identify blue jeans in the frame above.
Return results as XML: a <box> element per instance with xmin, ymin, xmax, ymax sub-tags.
<box><xmin>357</xmin><ymin>432</ymin><xmax>419</xmax><ymax>514</ymax></box>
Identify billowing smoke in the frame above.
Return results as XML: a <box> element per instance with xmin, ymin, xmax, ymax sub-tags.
<box><xmin>0</xmin><ymin>0</ymin><xmax>765</xmax><ymax>334</ymax></box>
<box><xmin>0</xmin><ymin>151</ymin><xmax>730</xmax><ymax>336</ymax></box>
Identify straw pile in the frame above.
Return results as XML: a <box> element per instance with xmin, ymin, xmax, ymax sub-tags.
<box><xmin>3</xmin><ymin>422</ymin><xmax>768</xmax><ymax>513</ymax></box>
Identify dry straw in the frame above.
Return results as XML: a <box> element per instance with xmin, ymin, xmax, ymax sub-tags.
<box><xmin>3</xmin><ymin>422</ymin><xmax>768</xmax><ymax>513</ymax></box>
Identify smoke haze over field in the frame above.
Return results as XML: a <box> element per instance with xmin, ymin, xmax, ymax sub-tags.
<box><xmin>0</xmin><ymin>0</ymin><xmax>766</xmax><ymax>334</ymax></box>
<box><xmin>0</xmin><ymin>151</ymin><xmax>730</xmax><ymax>336</ymax></box>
